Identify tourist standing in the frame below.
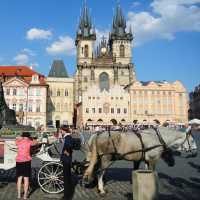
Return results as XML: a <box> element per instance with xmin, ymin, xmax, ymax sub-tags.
<box><xmin>15</xmin><ymin>132</ymin><xmax>38</xmax><ymax>199</ymax></box>
<box><xmin>60</xmin><ymin>127</ymin><xmax>73</xmax><ymax>200</ymax></box>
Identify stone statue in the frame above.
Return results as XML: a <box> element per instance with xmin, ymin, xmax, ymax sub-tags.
<box><xmin>0</xmin><ymin>81</ymin><xmax>17</xmax><ymax>128</ymax></box>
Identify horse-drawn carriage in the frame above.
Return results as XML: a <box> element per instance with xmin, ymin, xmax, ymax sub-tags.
<box><xmin>0</xmin><ymin>133</ymin><xmax>84</xmax><ymax>194</ymax></box>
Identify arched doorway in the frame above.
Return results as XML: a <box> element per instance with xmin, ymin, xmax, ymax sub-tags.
<box><xmin>110</xmin><ymin>119</ymin><xmax>117</xmax><ymax>125</ymax></box>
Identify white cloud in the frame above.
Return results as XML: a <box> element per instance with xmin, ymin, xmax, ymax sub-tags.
<box><xmin>46</xmin><ymin>35</ymin><xmax>75</xmax><ymax>55</ymax></box>
<box><xmin>26</xmin><ymin>28</ymin><xmax>52</xmax><ymax>40</ymax></box>
<box><xmin>22</xmin><ymin>48</ymin><xmax>36</xmax><ymax>56</ymax></box>
<box><xmin>13</xmin><ymin>49</ymin><xmax>38</xmax><ymax>66</ymax></box>
<box><xmin>127</xmin><ymin>0</ymin><xmax>200</xmax><ymax>46</ymax></box>
<box><xmin>13</xmin><ymin>54</ymin><xmax>29</xmax><ymax>65</ymax></box>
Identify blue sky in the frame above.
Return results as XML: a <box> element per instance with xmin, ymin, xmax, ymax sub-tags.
<box><xmin>0</xmin><ymin>0</ymin><xmax>200</xmax><ymax>92</ymax></box>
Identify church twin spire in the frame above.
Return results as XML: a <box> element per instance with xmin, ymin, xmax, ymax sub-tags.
<box><xmin>76</xmin><ymin>2</ymin><xmax>133</xmax><ymax>42</ymax></box>
<box><xmin>76</xmin><ymin>1</ymin><xmax>96</xmax><ymax>43</ymax></box>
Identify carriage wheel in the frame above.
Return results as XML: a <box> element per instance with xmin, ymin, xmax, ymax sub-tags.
<box><xmin>38</xmin><ymin>162</ymin><xmax>64</xmax><ymax>194</ymax></box>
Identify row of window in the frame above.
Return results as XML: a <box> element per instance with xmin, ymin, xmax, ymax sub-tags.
<box><xmin>6</xmin><ymin>88</ymin><xmax>25</xmax><ymax>96</ymax></box>
<box><xmin>5</xmin><ymin>88</ymin><xmax>41</xmax><ymax>96</ymax></box>
<box><xmin>88</xmin><ymin>96</ymin><xmax>124</xmax><ymax>100</ymax></box>
<box><xmin>49</xmin><ymin>89</ymin><xmax>69</xmax><ymax>97</ymax></box>
<box><xmin>132</xmin><ymin>91</ymin><xmax>174</xmax><ymax>95</ymax></box>
<box><xmin>8</xmin><ymin>103</ymin><xmax>41</xmax><ymax>113</ymax></box>
<box><xmin>86</xmin><ymin>108</ymin><xmax>127</xmax><ymax>114</ymax></box>
<box><xmin>133</xmin><ymin>108</ymin><xmax>174</xmax><ymax>115</ymax></box>
<box><xmin>48</xmin><ymin>103</ymin><xmax>71</xmax><ymax>112</ymax></box>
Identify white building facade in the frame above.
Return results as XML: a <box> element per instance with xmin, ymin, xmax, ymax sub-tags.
<box><xmin>2</xmin><ymin>74</ymin><xmax>47</xmax><ymax>128</ymax></box>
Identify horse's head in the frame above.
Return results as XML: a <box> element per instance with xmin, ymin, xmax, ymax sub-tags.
<box><xmin>170</xmin><ymin>132</ymin><xmax>198</xmax><ymax>157</ymax></box>
<box><xmin>161</xmin><ymin>148</ymin><xmax>175</xmax><ymax>167</ymax></box>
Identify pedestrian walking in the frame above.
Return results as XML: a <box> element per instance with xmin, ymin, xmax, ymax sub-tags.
<box><xmin>60</xmin><ymin>127</ymin><xmax>73</xmax><ymax>200</ymax></box>
<box><xmin>15</xmin><ymin>132</ymin><xmax>38</xmax><ymax>199</ymax></box>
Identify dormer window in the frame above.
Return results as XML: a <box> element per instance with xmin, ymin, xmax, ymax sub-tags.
<box><xmin>31</xmin><ymin>74</ymin><xmax>39</xmax><ymax>84</ymax></box>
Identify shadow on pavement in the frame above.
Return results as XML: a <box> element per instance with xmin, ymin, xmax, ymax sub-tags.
<box><xmin>188</xmin><ymin>161</ymin><xmax>200</xmax><ymax>172</ymax></box>
<box><xmin>158</xmin><ymin>172</ymin><xmax>200</xmax><ymax>200</ymax></box>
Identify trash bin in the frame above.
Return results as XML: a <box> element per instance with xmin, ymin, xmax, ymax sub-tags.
<box><xmin>132</xmin><ymin>170</ymin><xmax>159</xmax><ymax>200</ymax></box>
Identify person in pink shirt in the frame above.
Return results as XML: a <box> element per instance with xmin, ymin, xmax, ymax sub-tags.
<box><xmin>16</xmin><ymin>132</ymin><xmax>38</xmax><ymax>199</ymax></box>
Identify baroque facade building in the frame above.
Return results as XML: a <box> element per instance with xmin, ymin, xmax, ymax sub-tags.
<box><xmin>46</xmin><ymin>60</ymin><xmax>74</xmax><ymax>127</ymax></box>
<box><xmin>0</xmin><ymin>66</ymin><xmax>47</xmax><ymax>128</ymax></box>
<box><xmin>74</xmin><ymin>3</ymin><xmax>188</xmax><ymax>127</ymax></box>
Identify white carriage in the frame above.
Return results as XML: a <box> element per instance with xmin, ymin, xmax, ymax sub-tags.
<box><xmin>0</xmin><ymin>134</ymin><xmax>64</xmax><ymax>194</ymax></box>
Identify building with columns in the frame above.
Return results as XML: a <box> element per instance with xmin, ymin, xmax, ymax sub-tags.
<box><xmin>75</xmin><ymin>3</ymin><xmax>188</xmax><ymax>127</ymax></box>
<box><xmin>0</xmin><ymin>66</ymin><xmax>47</xmax><ymax>128</ymax></box>
<box><xmin>46</xmin><ymin>60</ymin><xmax>74</xmax><ymax>127</ymax></box>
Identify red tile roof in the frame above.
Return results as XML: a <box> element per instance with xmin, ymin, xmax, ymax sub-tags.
<box><xmin>0</xmin><ymin>66</ymin><xmax>47</xmax><ymax>85</ymax></box>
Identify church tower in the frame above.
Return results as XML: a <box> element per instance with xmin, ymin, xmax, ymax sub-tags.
<box><xmin>109</xmin><ymin>4</ymin><xmax>133</xmax><ymax>64</ymax></box>
<box><xmin>75</xmin><ymin>3</ymin><xmax>96</xmax><ymax>65</ymax></box>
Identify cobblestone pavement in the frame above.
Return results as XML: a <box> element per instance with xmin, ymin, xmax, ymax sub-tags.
<box><xmin>0</xmin><ymin>132</ymin><xmax>200</xmax><ymax>200</ymax></box>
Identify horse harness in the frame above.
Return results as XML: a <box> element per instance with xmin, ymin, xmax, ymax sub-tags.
<box><xmin>95</xmin><ymin>127</ymin><xmax>168</xmax><ymax>163</ymax></box>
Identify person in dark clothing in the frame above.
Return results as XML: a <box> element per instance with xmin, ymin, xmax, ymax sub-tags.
<box><xmin>60</xmin><ymin>127</ymin><xmax>73</xmax><ymax>200</ymax></box>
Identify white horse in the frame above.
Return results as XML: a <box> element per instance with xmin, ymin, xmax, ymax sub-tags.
<box><xmin>82</xmin><ymin>127</ymin><xmax>197</xmax><ymax>195</ymax></box>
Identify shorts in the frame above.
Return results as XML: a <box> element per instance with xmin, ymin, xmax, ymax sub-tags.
<box><xmin>16</xmin><ymin>161</ymin><xmax>31</xmax><ymax>178</ymax></box>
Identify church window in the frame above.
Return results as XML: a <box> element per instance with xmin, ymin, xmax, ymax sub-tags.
<box><xmin>117</xmin><ymin>108</ymin><xmax>120</xmax><ymax>114</ymax></box>
<box><xmin>84</xmin><ymin>45</ymin><xmax>89</xmax><ymax>58</ymax></box>
<box><xmin>86</xmin><ymin>108</ymin><xmax>89</xmax><ymax>113</ymax></box>
<box><xmin>120</xmin><ymin>44</ymin><xmax>125</xmax><ymax>57</ymax></box>
<box><xmin>99</xmin><ymin>72</ymin><xmax>109</xmax><ymax>91</ymax></box>
<box><xmin>124</xmin><ymin>108</ymin><xmax>127</xmax><ymax>114</ymax></box>
<box><xmin>65</xmin><ymin>89</ymin><xmax>68</xmax><ymax>96</ymax></box>
<box><xmin>99</xmin><ymin>108</ymin><xmax>102</xmax><ymax>113</ymax></box>
<box><xmin>57</xmin><ymin>90</ymin><xmax>61</xmax><ymax>96</ymax></box>
<box><xmin>111</xmin><ymin>108</ymin><xmax>114</xmax><ymax>113</ymax></box>
<box><xmin>92</xmin><ymin>108</ymin><xmax>95</xmax><ymax>113</ymax></box>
